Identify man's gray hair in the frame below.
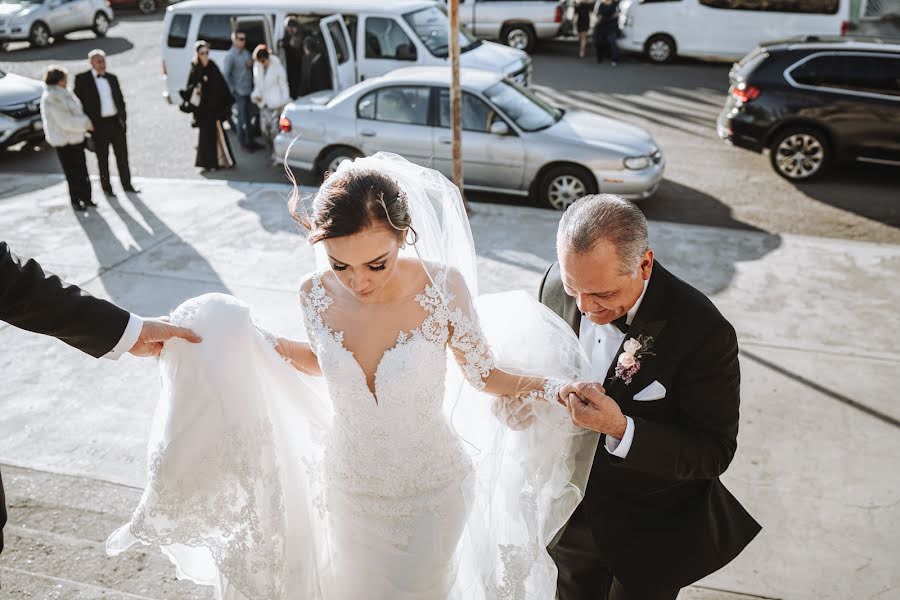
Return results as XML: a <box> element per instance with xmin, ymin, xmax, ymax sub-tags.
<box><xmin>88</xmin><ymin>49</ymin><xmax>106</xmax><ymax>60</ymax></box>
<box><xmin>557</xmin><ymin>194</ymin><xmax>649</xmax><ymax>275</ymax></box>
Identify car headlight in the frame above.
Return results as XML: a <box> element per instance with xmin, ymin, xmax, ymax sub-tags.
<box><xmin>623</xmin><ymin>156</ymin><xmax>651</xmax><ymax>170</ymax></box>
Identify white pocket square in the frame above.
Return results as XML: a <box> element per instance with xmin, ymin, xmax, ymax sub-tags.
<box><xmin>633</xmin><ymin>380</ymin><xmax>666</xmax><ymax>402</ymax></box>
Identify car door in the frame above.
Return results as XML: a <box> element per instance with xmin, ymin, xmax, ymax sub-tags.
<box><xmin>355</xmin><ymin>85</ymin><xmax>434</xmax><ymax>167</ymax></box>
<box><xmin>357</xmin><ymin>15</ymin><xmax>420</xmax><ymax>81</ymax></box>
<box><xmin>433</xmin><ymin>87</ymin><xmax>525</xmax><ymax>191</ymax></box>
<box><xmin>319</xmin><ymin>14</ymin><xmax>356</xmax><ymax>92</ymax></box>
<box><xmin>47</xmin><ymin>0</ymin><xmax>78</xmax><ymax>32</ymax></box>
<box><xmin>69</xmin><ymin>0</ymin><xmax>94</xmax><ymax>30</ymax></box>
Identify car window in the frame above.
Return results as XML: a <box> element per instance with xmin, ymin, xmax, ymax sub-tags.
<box><xmin>791</xmin><ymin>54</ymin><xmax>900</xmax><ymax>97</ymax></box>
<box><xmin>699</xmin><ymin>0</ymin><xmax>837</xmax><ymax>13</ymax></box>
<box><xmin>327</xmin><ymin>20</ymin><xmax>350</xmax><ymax>64</ymax></box>
<box><xmin>483</xmin><ymin>81</ymin><xmax>562</xmax><ymax>132</ymax></box>
<box><xmin>167</xmin><ymin>14</ymin><xmax>192</xmax><ymax>49</ymax></box>
<box><xmin>437</xmin><ymin>89</ymin><xmax>503</xmax><ymax>133</ymax></box>
<box><xmin>357</xmin><ymin>87</ymin><xmax>430</xmax><ymax>125</ymax></box>
<box><xmin>198</xmin><ymin>15</ymin><xmax>235</xmax><ymax>51</ymax></box>
<box><xmin>364</xmin><ymin>17</ymin><xmax>417</xmax><ymax>61</ymax></box>
<box><xmin>403</xmin><ymin>6</ymin><xmax>476</xmax><ymax>58</ymax></box>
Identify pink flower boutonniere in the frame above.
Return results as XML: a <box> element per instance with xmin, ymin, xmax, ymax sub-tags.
<box><xmin>613</xmin><ymin>335</ymin><xmax>656</xmax><ymax>385</ymax></box>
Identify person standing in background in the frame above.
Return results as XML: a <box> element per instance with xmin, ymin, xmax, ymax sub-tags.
<box><xmin>251</xmin><ymin>45</ymin><xmax>290</xmax><ymax>151</ymax></box>
<box><xmin>186</xmin><ymin>41</ymin><xmax>236</xmax><ymax>172</ymax></box>
<box><xmin>222</xmin><ymin>30</ymin><xmax>260</xmax><ymax>152</ymax></box>
<box><xmin>593</xmin><ymin>0</ymin><xmax>621</xmax><ymax>66</ymax></box>
<box><xmin>575</xmin><ymin>0</ymin><xmax>594</xmax><ymax>59</ymax></box>
<box><xmin>74</xmin><ymin>50</ymin><xmax>138</xmax><ymax>195</ymax></box>
<box><xmin>40</xmin><ymin>66</ymin><xmax>94</xmax><ymax>212</ymax></box>
<box><xmin>298</xmin><ymin>36</ymin><xmax>332</xmax><ymax>97</ymax></box>
<box><xmin>280</xmin><ymin>18</ymin><xmax>304</xmax><ymax>99</ymax></box>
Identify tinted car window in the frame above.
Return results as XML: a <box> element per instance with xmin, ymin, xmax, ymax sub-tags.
<box><xmin>438</xmin><ymin>89</ymin><xmax>501</xmax><ymax>133</ymax></box>
<box><xmin>699</xmin><ymin>0</ymin><xmax>838</xmax><ymax>13</ymax></box>
<box><xmin>327</xmin><ymin>20</ymin><xmax>350</xmax><ymax>64</ymax></box>
<box><xmin>365</xmin><ymin>17</ymin><xmax>417</xmax><ymax>61</ymax></box>
<box><xmin>198</xmin><ymin>15</ymin><xmax>234</xmax><ymax>51</ymax></box>
<box><xmin>791</xmin><ymin>54</ymin><xmax>900</xmax><ymax>97</ymax></box>
<box><xmin>168</xmin><ymin>14</ymin><xmax>192</xmax><ymax>49</ymax></box>
<box><xmin>357</xmin><ymin>87</ymin><xmax>430</xmax><ymax>125</ymax></box>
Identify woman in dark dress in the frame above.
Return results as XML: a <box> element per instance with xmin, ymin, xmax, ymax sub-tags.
<box><xmin>593</xmin><ymin>0</ymin><xmax>621</xmax><ymax>65</ymax></box>
<box><xmin>186</xmin><ymin>41</ymin><xmax>235</xmax><ymax>172</ymax></box>
<box><xmin>280</xmin><ymin>18</ymin><xmax>304</xmax><ymax>99</ymax></box>
<box><xmin>575</xmin><ymin>0</ymin><xmax>594</xmax><ymax>59</ymax></box>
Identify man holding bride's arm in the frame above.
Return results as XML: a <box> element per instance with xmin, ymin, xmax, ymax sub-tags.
<box><xmin>540</xmin><ymin>195</ymin><xmax>761</xmax><ymax>600</ymax></box>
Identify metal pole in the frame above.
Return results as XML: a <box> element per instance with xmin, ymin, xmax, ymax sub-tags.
<box><xmin>448</xmin><ymin>0</ymin><xmax>470</xmax><ymax>211</ymax></box>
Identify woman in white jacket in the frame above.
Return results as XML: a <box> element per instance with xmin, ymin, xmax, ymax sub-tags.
<box><xmin>250</xmin><ymin>46</ymin><xmax>290</xmax><ymax>150</ymax></box>
<box><xmin>40</xmin><ymin>66</ymin><xmax>95</xmax><ymax>211</ymax></box>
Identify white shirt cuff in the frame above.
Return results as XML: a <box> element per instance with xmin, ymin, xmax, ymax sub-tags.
<box><xmin>605</xmin><ymin>416</ymin><xmax>635</xmax><ymax>459</ymax></box>
<box><xmin>103</xmin><ymin>313</ymin><xmax>143</xmax><ymax>360</ymax></box>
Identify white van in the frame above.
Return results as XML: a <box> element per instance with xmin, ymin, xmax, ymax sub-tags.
<box><xmin>160</xmin><ymin>0</ymin><xmax>532</xmax><ymax>103</ymax></box>
<box><xmin>617</xmin><ymin>0</ymin><xmax>852</xmax><ymax>63</ymax></box>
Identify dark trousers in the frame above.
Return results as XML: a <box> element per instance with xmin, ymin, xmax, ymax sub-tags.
<box><xmin>55</xmin><ymin>142</ymin><xmax>92</xmax><ymax>205</ymax></box>
<box><xmin>594</xmin><ymin>29</ymin><xmax>621</xmax><ymax>62</ymax></box>
<box><xmin>94</xmin><ymin>115</ymin><xmax>132</xmax><ymax>190</ymax></box>
<box><xmin>551</xmin><ymin>506</ymin><xmax>680</xmax><ymax>600</ymax></box>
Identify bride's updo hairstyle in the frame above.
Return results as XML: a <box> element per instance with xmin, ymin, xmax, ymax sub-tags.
<box><xmin>291</xmin><ymin>168</ymin><xmax>417</xmax><ymax>245</ymax></box>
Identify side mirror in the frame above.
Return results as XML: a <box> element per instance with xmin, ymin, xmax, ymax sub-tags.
<box><xmin>490</xmin><ymin>120</ymin><xmax>509</xmax><ymax>136</ymax></box>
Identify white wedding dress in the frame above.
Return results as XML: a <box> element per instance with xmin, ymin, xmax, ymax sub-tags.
<box><xmin>107</xmin><ymin>154</ymin><xmax>599</xmax><ymax>600</ymax></box>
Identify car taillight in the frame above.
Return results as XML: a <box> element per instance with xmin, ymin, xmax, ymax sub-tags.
<box><xmin>732</xmin><ymin>84</ymin><xmax>760</xmax><ymax>103</ymax></box>
<box><xmin>279</xmin><ymin>117</ymin><xmax>292</xmax><ymax>133</ymax></box>
<box><xmin>555</xmin><ymin>6</ymin><xmax>563</xmax><ymax>23</ymax></box>
<box><xmin>840</xmin><ymin>20</ymin><xmax>849</xmax><ymax>36</ymax></box>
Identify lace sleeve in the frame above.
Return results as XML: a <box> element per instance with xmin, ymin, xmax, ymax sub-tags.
<box><xmin>298</xmin><ymin>275</ymin><xmax>323</xmax><ymax>353</ymax></box>
<box><xmin>444</xmin><ymin>268</ymin><xmax>496</xmax><ymax>390</ymax></box>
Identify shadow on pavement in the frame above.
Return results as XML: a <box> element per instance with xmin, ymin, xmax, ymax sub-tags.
<box><xmin>236</xmin><ymin>186</ymin><xmax>301</xmax><ymax>235</ymax></box>
<box><xmin>0</xmin><ymin>37</ymin><xmax>134</xmax><ymax>62</ymax></box>
<box><xmin>794</xmin><ymin>163</ymin><xmax>900</xmax><ymax>230</ymax></box>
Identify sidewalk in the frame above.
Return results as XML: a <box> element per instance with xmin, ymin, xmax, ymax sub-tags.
<box><xmin>1</xmin><ymin>174</ymin><xmax>897</xmax><ymax>600</ymax></box>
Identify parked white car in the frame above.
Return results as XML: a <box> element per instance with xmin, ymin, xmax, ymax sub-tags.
<box><xmin>618</xmin><ymin>0</ymin><xmax>852</xmax><ymax>63</ymax></box>
<box><xmin>0</xmin><ymin>0</ymin><xmax>114</xmax><ymax>49</ymax></box>
<box><xmin>274</xmin><ymin>67</ymin><xmax>664</xmax><ymax>210</ymax></box>
<box><xmin>161</xmin><ymin>0</ymin><xmax>532</xmax><ymax>104</ymax></box>
<box><xmin>454</xmin><ymin>0</ymin><xmax>565</xmax><ymax>53</ymax></box>
<box><xmin>0</xmin><ymin>68</ymin><xmax>44</xmax><ymax>149</ymax></box>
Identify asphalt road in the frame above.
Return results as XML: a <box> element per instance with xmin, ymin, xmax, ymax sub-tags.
<box><xmin>1</xmin><ymin>12</ymin><xmax>898</xmax><ymax>243</ymax></box>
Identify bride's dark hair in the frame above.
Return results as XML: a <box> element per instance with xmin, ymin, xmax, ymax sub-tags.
<box><xmin>288</xmin><ymin>166</ymin><xmax>417</xmax><ymax>245</ymax></box>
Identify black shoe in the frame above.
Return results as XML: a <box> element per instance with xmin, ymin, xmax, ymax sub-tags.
<box><xmin>246</xmin><ymin>141</ymin><xmax>264</xmax><ymax>151</ymax></box>
<box><xmin>102</xmin><ymin>186</ymin><xmax>114</xmax><ymax>196</ymax></box>
<box><xmin>85</xmin><ymin>199</ymin><xmax>99</xmax><ymax>207</ymax></box>
<box><xmin>71</xmin><ymin>200</ymin><xmax>87</xmax><ymax>211</ymax></box>
<box><xmin>241</xmin><ymin>144</ymin><xmax>257</xmax><ymax>154</ymax></box>
<box><xmin>122</xmin><ymin>185</ymin><xmax>140</xmax><ymax>193</ymax></box>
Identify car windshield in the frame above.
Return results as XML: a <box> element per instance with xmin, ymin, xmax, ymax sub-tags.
<box><xmin>484</xmin><ymin>81</ymin><xmax>562</xmax><ymax>132</ymax></box>
<box><xmin>403</xmin><ymin>6</ymin><xmax>479</xmax><ymax>58</ymax></box>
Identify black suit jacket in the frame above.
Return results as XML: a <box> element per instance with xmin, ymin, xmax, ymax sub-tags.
<box><xmin>0</xmin><ymin>242</ymin><xmax>131</xmax><ymax>552</ymax></box>
<box><xmin>541</xmin><ymin>260</ymin><xmax>761</xmax><ymax>593</ymax></box>
<box><xmin>73</xmin><ymin>70</ymin><xmax>127</xmax><ymax>128</ymax></box>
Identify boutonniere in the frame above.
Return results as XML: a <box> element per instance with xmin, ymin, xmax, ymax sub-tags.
<box><xmin>612</xmin><ymin>335</ymin><xmax>655</xmax><ymax>385</ymax></box>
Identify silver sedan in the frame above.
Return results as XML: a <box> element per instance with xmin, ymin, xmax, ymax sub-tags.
<box><xmin>274</xmin><ymin>67</ymin><xmax>664</xmax><ymax>210</ymax></box>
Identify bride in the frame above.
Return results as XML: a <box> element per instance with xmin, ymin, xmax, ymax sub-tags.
<box><xmin>107</xmin><ymin>153</ymin><xmax>599</xmax><ymax>599</ymax></box>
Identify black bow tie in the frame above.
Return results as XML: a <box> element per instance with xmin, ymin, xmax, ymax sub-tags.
<box><xmin>96</xmin><ymin>73</ymin><xmax>106</xmax><ymax>79</ymax></box>
<box><xmin>611</xmin><ymin>315</ymin><xmax>630</xmax><ymax>334</ymax></box>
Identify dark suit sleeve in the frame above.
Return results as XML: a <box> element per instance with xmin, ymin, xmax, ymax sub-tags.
<box><xmin>111</xmin><ymin>74</ymin><xmax>127</xmax><ymax>122</ymax></box>
<box><xmin>618</xmin><ymin>319</ymin><xmax>741</xmax><ymax>481</ymax></box>
<box><xmin>538</xmin><ymin>263</ymin><xmax>554</xmax><ymax>302</ymax></box>
<box><xmin>0</xmin><ymin>242</ymin><xmax>130</xmax><ymax>358</ymax></box>
<box><xmin>73</xmin><ymin>73</ymin><xmax>85</xmax><ymax>104</ymax></box>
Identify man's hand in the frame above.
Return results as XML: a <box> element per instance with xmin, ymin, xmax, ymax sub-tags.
<box><xmin>565</xmin><ymin>381</ymin><xmax>627</xmax><ymax>438</ymax></box>
<box><xmin>128</xmin><ymin>317</ymin><xmax>202</xmax><ymax>357</ymax></box>
<box><xmin>491</xmin><ymin>395</ymin><xmax>535</xmax><ymax>431</ymax></box>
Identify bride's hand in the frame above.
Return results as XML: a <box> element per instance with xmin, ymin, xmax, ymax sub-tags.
<box><xmin>556</xmin><ymin>381</ymin><xmax>604</xmax><ymax>407</ymax></box>
<box><xmin>491</xmin><ymin>396</ymin><xmax>535</xmax><ymax>431</ymax></box>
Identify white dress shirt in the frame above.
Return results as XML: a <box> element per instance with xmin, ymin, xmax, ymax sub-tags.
<box><xmin>103</xmin><ymin>313</ymin><xmax>143</xmax><ymax>360</ymax></box>
<box><xmin>579</xmin><ymin>279</ymin><xmax>649</xmax><ymax>459</ymax></box>
<box><xmin>92</xmin><ymin>69</ymin><xmax>118</xmax><ymax>118</ymax></box>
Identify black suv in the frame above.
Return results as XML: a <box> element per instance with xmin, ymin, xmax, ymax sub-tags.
<box><xmin>717</xmin><ymin>37</ymin><xmax>900</xmax><ymax>181</ymax></box>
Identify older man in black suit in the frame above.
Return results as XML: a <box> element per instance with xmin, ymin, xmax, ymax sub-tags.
<box><xmin>74</xmin><ymin>49</ymin><xmax>137</xmax><ymax>196</ymax></box>
<box><xmin>538</xmin><ymin>195</ymin><xmax>761</xmax><ymax>600</ymax></box>
<box><xmin>0</xmin><ymin>242</ymin><xmax>201</xmax><ymax>553</ymax></box>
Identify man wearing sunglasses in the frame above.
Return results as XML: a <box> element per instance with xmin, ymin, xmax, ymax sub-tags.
<box><xmin>222</xmin><ymin>30</ymin><xmax>260</xmax><ymax>152</ymax></box>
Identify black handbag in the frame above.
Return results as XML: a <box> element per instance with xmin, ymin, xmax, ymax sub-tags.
<box><xmin>84</xmin><ymin>134</ymin><xmax>95</xmax><ymax>153</ymax></box>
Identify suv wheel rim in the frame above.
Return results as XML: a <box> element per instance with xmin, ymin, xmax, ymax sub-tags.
<box><xmin>95</xmin><ymin>15</ymin><xmax>109</xmax><ymax>34</ymax></box>
<box><xmin>547</xmin><ymin>174</ymin><xmax>586</xmax><ymax>210</ymax></box>
<box><xmin>139</xmin><ymin>0</ymin><xmax>156</xmax><ymax>13</ymax></box>
<box><xmin>775</xmin><ymin>134</ymin><xmax>824</xmax><ymax>179</ymax></box>
<box><xmin>507</xmin><ymin>29</ymin><xmax>529</xmax><ymax>50</ymax></box>
<box><xmin>33</xmin><ymin>25</ymin><xmax>49</xmax><ymax>46</ymax></box>
<box><xmin>328</xmin><ymin>154</ymin><xmax>353</xmax><ymax>173</ymax></box>
<box><xmin>648</xmin><ymin>40</ymin><xmax>670</xmax><ymax>62</ymax></box>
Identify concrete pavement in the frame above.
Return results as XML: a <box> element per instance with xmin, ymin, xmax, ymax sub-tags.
<box><xmin>0</xmin><ymin>173</ymin><xmax>897</xmax><ymax>600</ymax></box>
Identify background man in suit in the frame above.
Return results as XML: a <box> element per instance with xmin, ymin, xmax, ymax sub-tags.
<box><xmin>74</xmin><ymin>50</ymin><xmax>138</xmax><ymax>196</ymax></box>
<box><xmin>0</xmin><ymin>241</ymin><xmax>201</xmax><ymax>553</ymax></box>
<box><xmin>540</xmin><ymin>195</ymin><xmax>761</xmax><ymax>600</ymax></box>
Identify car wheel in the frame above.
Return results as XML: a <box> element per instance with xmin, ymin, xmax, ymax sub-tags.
<box><xmin>319</xmin><ymin>147</ymin><xmax>362</xmax><ymax>179</ymax></box>
<box><xmin>501</xmin><ymin>24</ymin><xmax>535</xmax><ymax>53</ymax></box>
<box><xmin>769</xmin><ymin>126</ymin><xmax>829</xmax><ymax>182</ymax></box>
<box><xmin>138</xmin><ymin>0</ymin><xmax>158</xmax><ymax>14</ymax></box>
<box><xmin>93</xmin><ymin>13</ymin><xmax>110</xmax><ymax>37</ymax></box>
<box><xmin>0</xmin><ymin>42</ymin><xmax>8</xmax><ymax>52</ymax></box>
<box><xmin>539</xmin><ymin>165</ymin><xmax>597</xmax><ymax>211</ymax></box>
<box><xmin>29</xmin><ymin>22</ymin><xmax>51</xmax><ymax>48</ymax></box>
<box><xmin>645</xmin><ymin>34</ymin><xmax>675</xmax><ymax>64</ymax></box>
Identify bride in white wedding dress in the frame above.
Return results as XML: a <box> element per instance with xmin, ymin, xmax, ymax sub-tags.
<box><xmin>107</xmin><ymin>153</ymin><xmax>599</xmax><ymax>600</ymax></box>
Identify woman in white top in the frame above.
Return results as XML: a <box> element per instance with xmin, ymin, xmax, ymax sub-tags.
<box><xmin>40</xmin><ymin>65</ymin><xmax>95</xmax><ymax>211</ymax></box>
<box><xmin>251</xmin><ymin>45</ymin><xmax>290</xmax><ymax>150</ymax></box>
